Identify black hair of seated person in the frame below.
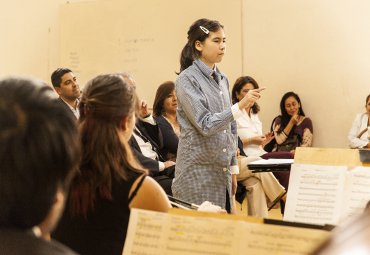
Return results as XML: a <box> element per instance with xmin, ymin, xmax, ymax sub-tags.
<box><xmin>279</xmin><ymin>91</ymin><xmax>306</xmax><ymax>131</ymax></box>
<box><xmin>51</xmin><ymin>67</ymin><xmax>72</xmax><ymax>87</ymax></box>
<box><xmin>0</xmin><ymin>77</ymin><xmax>80</xmax><ymax>229</ymax></box>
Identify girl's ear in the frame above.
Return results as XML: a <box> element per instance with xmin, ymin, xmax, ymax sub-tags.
<box><xmin>195</xmin><ymin>40</ymin><xmax>203</xmax><ymax>52</ymax></box>
<box><xmin>120</xmin><ymin>116</ymin><xmax>129</xmax><ymax>131</ymax></box>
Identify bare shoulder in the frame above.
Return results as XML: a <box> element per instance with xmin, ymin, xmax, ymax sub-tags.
<box><xmin>129</xmin><ymin>175</ymin><xmax>171</xmax><ymax>212</ymax></box>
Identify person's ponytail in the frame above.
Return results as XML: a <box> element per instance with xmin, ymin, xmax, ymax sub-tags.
<box><xmin>179</xmin><ymin>43</ymin><xmax>194</xmax><ymax>73</ymax></box>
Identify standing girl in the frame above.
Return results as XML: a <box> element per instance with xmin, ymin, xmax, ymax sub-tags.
<box><xmin>172</xmin><ymin>18</ymin><xmax>262</xmax><ymax>212</ymax></box>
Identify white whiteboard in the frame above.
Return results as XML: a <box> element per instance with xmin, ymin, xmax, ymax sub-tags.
<box><xmin>60</xmin><ymin>0</ymin><xmax>243</xmax><ymax>105</ymax></box>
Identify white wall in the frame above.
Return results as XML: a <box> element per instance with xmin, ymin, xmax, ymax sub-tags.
<box><xmin>1</xmin><ymin>0</ymin><xmax>369</xmax><ymax>148</ymax></box>
<box><xmin>243</xmin><ymin>0</ymin><xmax>370</xmax><ymax>148</ymax></box>
<box><xmin>0</xmin><ymin>0</ymin><xmax>91</xmax><ymax>82</ymax></box>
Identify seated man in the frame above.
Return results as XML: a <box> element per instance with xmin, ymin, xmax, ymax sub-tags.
<box><xmin>51</xmin><ymin>67</ymin><xmax>81</xmax><ymax>119</ymax></box>
<box><xmin>0</xmin><ymin>77</ymin><xmax>80</xmax><ymax>254</ymax></box>
<box><xmin>129</xmin><ymin>101</ymin><xmax>175</xmax><ymax>195</ymax></box>
<box><xmin>119</xmin><ymin>72</ymin><xmax>175</xmax><ymax>195</ymax></box>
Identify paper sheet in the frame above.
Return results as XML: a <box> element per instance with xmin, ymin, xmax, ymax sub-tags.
<box><xmin>344</xmin><ymin>166</ymin><xmax>370</xmax><ymax>219</ymax></box>
<box><xmin>122</xmin><ymin>209</ymin><xmax>329</xmax><ymax>255</ymax></box>
<box><xmin>284</xmin><ymin>164</ymin><xmax>347</xmax><ymax>225</ymax></box>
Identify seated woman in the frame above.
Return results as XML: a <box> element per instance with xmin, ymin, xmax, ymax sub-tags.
<box><xmin>53</xmin><ymin>74</ymin><xmax>171</xmax><ymax>255</ymax></box>
<box><xmin>231</xmin><ymin>76</ymin><xmax>286</xmax><ymax>217</ymax></box>
<box><xmin>231</xmin><ymin>76</ymin><xmax>274</xmax><ymax>157</ymax></box>
<box><xmin>153</xmin><ymin>81</ymin><xmax>180</xmax><ymax>161</ymax></box>
<box><xmin>348</xmin><ymin>94</ymin><xmax>370</xmax><ymax>149</ymax></box>
<box><xmin>272</xmin><ymin>91</ymin><xmax>313</xmax><ymax>154</ymax></box>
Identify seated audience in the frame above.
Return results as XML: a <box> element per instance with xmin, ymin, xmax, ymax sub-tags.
<box><xmin>237</xmin><ymin>137</ymin><xmax>286</xmax><ymax>217</ymax></box>
<box><xmin>53</xmin><ymin>73</ymin><xmax>171</xmax><ymax>255</ymax></box>
<box><xmin>51</xmin><ymin>67</ymin><xmax>81</xmax><ymax>119</ymax></box>
<box><xmin>153</xmin><ymin>81</ymin><xmax>180</xmax><ymax>161</ymax></box>
<box><xmin>272</xmin><ymin>91</ymin><xmax>313</xmax><ymax>154</ymax></box>
<box><xmin>348</xmin><ymin>94</ymin><xmax>370</xmax><ymax>149</ymax></box>
<box><xmin>231</xmin><ymin>76</ymin><xmax>274</xmax><ymax>157</ymax></box>
<box><xmin>0</xmin><ymin>77</ymin><xmax>80</xmax><ymax>254</ymax></box>
<box><xmin>231</xmin><ymin>76</ymin><xmax>286</xmax><ymax>217</ymax></box>
<box><xmin>124</xmin><ymin>75</ymin><xmax>175</xmax><ymax>195</ymax></box>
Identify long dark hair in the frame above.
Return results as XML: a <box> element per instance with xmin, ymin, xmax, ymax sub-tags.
<box><xmin>366</xmin><ymin>94</ymin><xmax>370</xmax><ymax>105</ymax></box>
<box><xmin>231</xmin><ymin>76</ymin><xmax>260</xmax><ymax>114</ymax></box>
<box><xmin>153</xmin><ymin>81</ymin><xmax>175</xmax><ymax>117</ymax></box>
<box><xmin>69</xmin><ymin>74</ymin><xmax>146</xmax><ymax>216</ymax></box>
<box><xmin>178</xmin><ymin>18</ymin><xmax>224</xmax><ymax>73</ymax></box>
<box><xmin>279</xmin><ymin>91</ymin><xmax>305</xmax><ymax>131</ymax></box>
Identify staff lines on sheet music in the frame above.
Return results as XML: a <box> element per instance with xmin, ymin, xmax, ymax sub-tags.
<box><xmin>296</xmin><ymin>204</ymin><xmax>334</xmax><ymax>209</ymax></box>
<box><xmin>351</xmin><ymin>182</ymin><xmax>370</xmax><ymax>187</ymax></box>
<box><xmin>169</xmin><ymin>224</ymin><xmax>233</xmax><ymax>236</ymax></box>
<box><xmin>248</xmin><ymin>243</ymin><xmax>298</xmax><ymax>253</ymax></box>
<box><xmin>293</xmin><ymin>214</ymin><xmax>332</xmax><ymax>221</ymax></box>
<box><xmin>132</xmin><ymin>241</ymin><xmax>159</xmax><ymax>249</ymax></box>
<box><xmin>136</xmin><ymin>221</ymin><xmax>162</xmax><ymax>231</ymax></box>
<box><xmin>168</xmin><ymin>236</ymin><xmax>231</xmax><ymax>247</ymax></box>
<box><xmin>351</xmin><ymin>189</ymin><xmax>370</xmax><ymax>194</ymax></box>
<box><xmin>295</xmin><ymin>210</ymin><xmax>333</xmax><ymax>217</ymax></box>
<box><xmin>250</xmin><ymin>229</ymin><xmax>321</xmax><ymax>243</ymax></box>
<box><xmin>301</xmin><ymin>173</ymin><xmax>339</xmax><ymax>180</ymax></box>
<box><xmin>298</xmin><ymin>191</ymin><xmax>336</xmax><ymax>197</ymax></box>
<box><xmin>133</xmin><ymin>231</ymin><xmax>160</xmax><ymax>240</ymax></box>
<box><xmin>131</xmin><ymin>251</ymin><xmax>154</xmax><ymax>255</ymax></box>
<box><xmin>166</xmin><ymin>246</ymin><xmax>230</xmax><ymax>255</ymax></box>
<box><xmin>297</xmin><ymin>198</ymin><xmax>335</xmax><ymax>203</ymax></box>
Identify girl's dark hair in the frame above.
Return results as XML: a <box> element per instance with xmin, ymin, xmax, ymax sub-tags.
<box><xmin>178</xmin><ymin>18</ymin><xmax>224</xmax><ymax>73</ymax></box>
<box><xmin>366</xmin><ymin>94</ymin><xmax>370</xmax><ymax>105</ymax></box>
<box><xmin>279</xmin><ymin>91</ymin><xmax>305</xmax><ymax>131</ymax></box>
<box><xmin>70</xmin><ymin>74</ymin><xmax>146</xmax><ymax>216</ymax></box>
<box><xmin>153</xmin><ymin>81</ymin><xmax>175</xmax><ymax>117</ymax></box>
<box><xmin>231</xmin><ymin>76</ymin><xmax>260</xmax><ymax>114</ymax></box>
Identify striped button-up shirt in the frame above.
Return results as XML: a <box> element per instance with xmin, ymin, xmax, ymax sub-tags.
<box><xmin>172</xmin><ymin>59</ymin><xmax>239</xmax><ymax>208</ymax></box>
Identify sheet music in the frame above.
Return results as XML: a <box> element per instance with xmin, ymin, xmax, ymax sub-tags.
<box><xmin>242</xmin><ymin>223</ymin><xmax>328</xmax><ymax>255</ymax></box>
<box><xmin>344</xmin><ymin>166</ymin><xmax>370</xmax><ymax>219</ymax></box>
<box><xmin>123</xmin><ymin>209</ymin><xmax>329</xmax><ymax>255</ymax></box>
<box><xmin>284</xmin><ymin>164</ymin><xmax>347</xmax><ymax>225</ymax></box>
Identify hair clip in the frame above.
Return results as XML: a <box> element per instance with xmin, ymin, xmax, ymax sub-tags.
<box><xmin>199</xmin><ymin>26</ymin><xmax>209</xmax><ymax>34</ymax></box>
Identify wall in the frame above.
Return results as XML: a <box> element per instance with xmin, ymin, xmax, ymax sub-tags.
<box><xmin>59</xmin><ymin>0</ymin><xmax>243</xmax><ymax>105</ymax></box>
<box><xmin>0</xmin><ymin>0</ymin><xmax>91</xmax><ymax>82</ymax></box>
<box><xmin>243</xmin><ymin>0</ymin><xmax>370</xmax><ymax>148</ymax></box>
<box><xmin>1</xmin><ymin>0</ymin><xmax>369</xmax><ymax>148</ymax></box>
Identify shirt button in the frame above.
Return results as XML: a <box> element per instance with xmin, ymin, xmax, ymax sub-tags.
<box><xmin>220</xmin><ymin>91</ymin><xmax>223</xmax><ymax>95</ymax></box>
<box><xmin>222</xmin><ymin>148</ymin><xmax>226</xmax><ymax>152</ymax></box>
<box><xmin>223</xmin><ymin>130</ymin><xmax>226</xmax><ymax>133</ymax></box>
<box><xmin>223</xmin><ymin>168</ymin><xmax>227</xmax><ymax>172</ymax></box>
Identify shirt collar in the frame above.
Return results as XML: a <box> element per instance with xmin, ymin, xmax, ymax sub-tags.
<box><xmin>194</xmin><ymin>59</ymin><xmax>224</xmax><ymax>81</ymax></box>
<box><xmin>60</xmin><ymin>97</ymin><xmax>80</xmax><ymax>119</ymax></box>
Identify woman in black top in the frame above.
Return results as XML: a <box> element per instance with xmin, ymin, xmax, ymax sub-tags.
<box><xmin>153</xmin><ymin>81</ymin><xmax>180</xmax><ymax>161</ymax></box>
<box><xmin>53</xmin><ymin>73</ymin><xmax>170</xmax><ymax>255</ymax></box>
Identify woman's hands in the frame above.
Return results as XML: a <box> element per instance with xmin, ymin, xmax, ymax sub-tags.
<box><xmin>289</xmin><ymin>113</ymin><xmax>300</xmax><ymax>125</ymax></box>
<box><xmin>238</xmin><ymin>88</ymin><xmax>265</xmax><ymax>110</ymax></box>
<box><xmin>243</xmin><ymin>132</ymin><xmax>274</xmax><ymax>146</ymax></box>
